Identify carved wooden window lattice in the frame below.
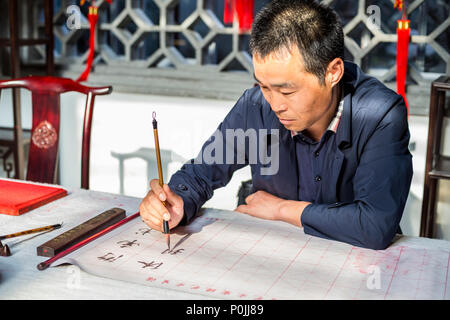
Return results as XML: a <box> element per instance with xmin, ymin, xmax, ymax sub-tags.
<box><xmin>7</xmin><ymin>0</ymin><xmax>450</xmax><ymax>111</ymax></box>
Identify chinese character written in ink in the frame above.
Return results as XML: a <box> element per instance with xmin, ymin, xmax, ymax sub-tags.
<box><xmin>117</xmin><ymin>239</ymin><xmax>139</xmax><ymax>248</ymax></box>
<box><xmin>97</xmin><ymin>252</ymin><xmax>123</xmax><ymax>262</ymax></box>
<box><xmin>137</xmin><ymin>260</ymin><xmax>163</xmax><ymax>269</ymax></box>
<box><xmin>135</xmin><ymin>228</ymin><xmax>151</xmax><ymax>235</ymax></box>
<box><xmin>161</xmin><ymin>248</ymin><xmax>185</xmax><ymax>255</ymax></box>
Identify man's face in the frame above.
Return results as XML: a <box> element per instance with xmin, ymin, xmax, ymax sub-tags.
<box><xmin>253</xmin><ymin>46</ymin><xmax>335</xmax><ymax>134</ymax></box>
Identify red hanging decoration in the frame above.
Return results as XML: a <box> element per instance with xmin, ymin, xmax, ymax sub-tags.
<box><xmin>224</xmin><ymin>0</ymin><xmax>254</xmax><ymax>33</ymax></box>
<box><xmin>395</xmin><ymin>2</ymin><xmax>410</xmax><ymax>115</ymax></box>
<box><xmin>394</xmin><ymin>0</ymin><xmax>403</xmax><ymax>10</ymax></box>
<box><xmin>224</xmin><ymin>0</ymin><xmax>235</xmax><ymax>25</ymax></box>
<box><xmin>76</xmin><ymin>0</ymin><xmax>112</xmax><ymax>83</ymax></box>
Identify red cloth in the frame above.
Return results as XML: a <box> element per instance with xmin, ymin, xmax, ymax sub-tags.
<box><xmin>0</xmin><ymin>180</ymin><xmax>67</xmax><ymax>216</ymax></box>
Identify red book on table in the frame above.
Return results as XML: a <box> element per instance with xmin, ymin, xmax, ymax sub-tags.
<box><xmin>0</xmin><ymin>179</ymin><xmax>68</xmax><ymax>216</ymax></box>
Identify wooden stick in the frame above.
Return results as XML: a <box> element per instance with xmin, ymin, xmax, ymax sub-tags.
<box><xmin>37</xmin><ymin>212</ymin><xmax>140</xmax><ymax>270</ymax></box>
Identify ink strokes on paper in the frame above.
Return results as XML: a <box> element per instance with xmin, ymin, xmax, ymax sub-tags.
<box><xmin>96</xmin><ymin>227</ymin><xmax>188</xmax><ymax>271</ymax></box>
<box><xmin>138</xmin><ymin>261</ymin><xmax>163</xmax><ymax>269</ymax></box>
<box><xmin>97</xmin><ymin>252</ymin><xmax>123</xmax><ymax>262</ymax></box>
<box><xmin>58</xmin><ymin>209</ymin><xmax>450</xmax><ymax>300</ymax></box>
<box><xmin>117</xmin><ymin>239</ymin><xmax>140</xmax><ymax>248</ymax></box>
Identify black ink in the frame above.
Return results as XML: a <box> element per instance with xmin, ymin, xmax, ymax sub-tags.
<box><xmin>161</xmin><ymin>248</ymin><xmax>184</xmax><ymax>255</ymax></box>
<box><xmin>98</xmin><ymin>252</ymin><xmax>123</xmax><ymax>262</ymax></box>
<box><xmin>172</xmin><ymin>233</ymin><xmax>191</xmax><ymax>250</ymax></box>
<box><xmin>117</xmin><ymin>240</ymin><xmax>139</xmax><ymax>248</ymax></box>
<box><xmin>135</xmin><ymin>228</ymin><xmax>152</xmax><ymax>235</ymax></box>
<box><xmin>137</xmin><ymin>260</ymin><xmax>163</xmax><ymax>269</ymax></box>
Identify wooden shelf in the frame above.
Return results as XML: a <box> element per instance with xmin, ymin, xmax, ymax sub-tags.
<box><xmin>420</xmin><ymin>76</ymin><xmax>450</xmax><ymax>238</ymax></box>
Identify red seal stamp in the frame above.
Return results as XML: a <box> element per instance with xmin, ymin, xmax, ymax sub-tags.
<box><xmin>32</xmin><ymin>120</ymin><xmax>57</xmax><ymax>149</ymax></box>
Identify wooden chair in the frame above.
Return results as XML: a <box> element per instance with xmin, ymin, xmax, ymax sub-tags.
<box><xmin>0</xmin><ymin>0</ymin><xmax>54</xmax><ymax>179</ymax></box>
<box><xmin>420</xmin><ymin>75</ymin><xmax>450</xmax><ymax>238</ymax></box>
<box><xmin>0</xmin><ymin>76</ymin><xmax>112</xmax><ymax>189</ymax></box>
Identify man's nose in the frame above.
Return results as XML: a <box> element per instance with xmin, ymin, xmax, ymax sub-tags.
<box><xmin>270</xmin><ymin>94</ymin><xmax>288</xmax><ymax>113</ymax></box>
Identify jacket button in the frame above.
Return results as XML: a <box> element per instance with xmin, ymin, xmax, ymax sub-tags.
<box><xmin>314</xmin><ymin>151</ymin><xmax>320</xmax><ymax>157</ymax></box>
<box><xmin>315</xmin><ymin>175</ymin><xmax>322</xmax><ymax>182</ymax></box>
<box><xmin>177</xmin><ymin>184</ymin><xmax>188</xmax><ymax>191</ymax></box>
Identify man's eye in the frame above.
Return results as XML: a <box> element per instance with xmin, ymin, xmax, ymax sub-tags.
<box><xmin>281</xmin><ymin>91</ymin><xmax>295</xmax><ymax>96</ymax></box>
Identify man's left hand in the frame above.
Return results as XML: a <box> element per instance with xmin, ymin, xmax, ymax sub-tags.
<box><xmin>234</xmin><ymin>190</ymin><xmax>311</xmax><ymax>228</ymax></box>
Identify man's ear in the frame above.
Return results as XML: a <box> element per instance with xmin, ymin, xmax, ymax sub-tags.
<box><xmin>326</xmin><ymin>58</ymin><xmax>344</xmax><ymax>88</ymax></box>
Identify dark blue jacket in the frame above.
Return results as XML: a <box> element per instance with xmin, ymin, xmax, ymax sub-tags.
<box><xmin>168</xmin><ymin>61</ymin><xmax>413</xmax><ymax>250</ymax></box>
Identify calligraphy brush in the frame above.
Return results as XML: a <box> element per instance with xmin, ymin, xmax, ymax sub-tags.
<box><xmin>152</xmin><ymin>111</ymin><xmax>170</xmax><ymax>251</ymax></box>
<box><xmin>0</xmin><ymin>223</ymin><xmax>62</xmax><ymax>257</ymax></box>
<box><xmin>0</xmin><ymin>223</ymin><xmax>62</xmax><ymax>241</ymax></box>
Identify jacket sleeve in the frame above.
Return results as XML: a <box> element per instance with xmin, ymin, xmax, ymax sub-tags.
<box><xmin>300</xmin><ymin>98</ymin><xmax>413</xmax><ymax>250</ymax></box>
<box><xmin>168</xmin><ymin>91</ymin><xmax>250</xmax><ymax>225</ymax></box>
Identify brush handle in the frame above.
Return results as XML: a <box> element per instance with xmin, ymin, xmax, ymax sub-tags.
<box><xmin>152</xmin><ymin>114</ymin><xmax>170</xmax><ymax>236</ymax></box>
<box><xmin>0</xmin><ymin>223</ymin><xmax>61</xmax><ymax>240</ymax></box>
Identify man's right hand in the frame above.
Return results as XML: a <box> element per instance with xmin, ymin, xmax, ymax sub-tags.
<box><xmin>139</xmin><ymin>179</ymin><xmax>185</xmax><ymax>232</ymax></box>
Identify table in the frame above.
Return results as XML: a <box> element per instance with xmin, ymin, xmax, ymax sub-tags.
<box><xmin>0</xmin><ymin>179</ymin><xmax>202</xmax><ymax>299</ymax></box>
<box><xmin>1</xmin><ymin>179</ymin><xmax>450</xmax><ymax>300</ymax></box>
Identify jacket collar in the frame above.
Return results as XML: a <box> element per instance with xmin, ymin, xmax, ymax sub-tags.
<box><xmin>335</xmin><ymin>60</ymin><xmax>358</xmax><ymax>150</ymax></box>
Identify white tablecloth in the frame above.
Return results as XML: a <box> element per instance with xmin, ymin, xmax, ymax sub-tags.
<box><xmin>1</xmin><ymin>179</ymin><xmax>449</xmax><ymax>300</ymax></box>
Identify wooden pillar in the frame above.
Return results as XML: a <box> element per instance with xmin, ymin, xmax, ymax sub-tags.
<box><xmin>9</xmin><ymin>0</ymin><xmax>25</xmax><ymax>180</ymax></box>
<box><xmin>44</xmin><ymin>0</ymin><xmax>54</xmax><ymax>75</ymax></box>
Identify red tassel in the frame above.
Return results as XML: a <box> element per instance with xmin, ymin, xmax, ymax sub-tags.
<box><xmin>224</xmin><ymin>0</ymin><xmax>235</xmax><ymax>24</ymax></box>
<box><xmin>394</xmin><ymin>0</ymin><xmax>403</xmax><ymax>10</ymax></box>
<box><xmin>236</xmin><ymin>0</ymin><xmax>253</xmax><ymax>31</ymax></box>
<box><xmin>223</xmin><ymin>0</ymin><xmax>253</xmax><ymax>32</ymax></box>
<box><xmin>76</xmin><ymin>6</ymin><xmax>98</xmax><ymax>82</ymax></box>
<box><xmin>396</xmin><ymin>19</ymin><xmax>410</xmax><ymax>115</ymax></box>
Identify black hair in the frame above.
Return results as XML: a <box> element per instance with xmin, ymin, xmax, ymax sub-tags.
<box><xmin>250</xmin><ymin>0</ymin><xmax>344</xmax><ymax>84</ymax></box>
